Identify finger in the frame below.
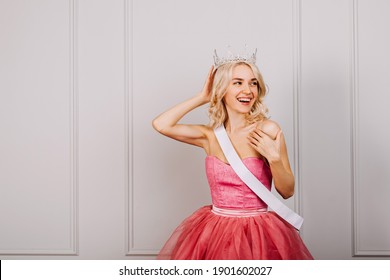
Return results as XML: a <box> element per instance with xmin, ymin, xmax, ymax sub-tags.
<box><xmin>209</xmin><ymin>65</ymin><xmax>214</xmax><ymax>76</ymax></box>
<box><xmin>205</xmin><ymin>65</ymin><xmax>214</xmax><ymax>80</ymax></box>
<box><xmin>247</xmin><ymin>135</ymin><xmax>259</xmax><ymax>146</ymax></box>
<box><xmin>251</xmin><ymin>131</ymin><xmax>261</xmax><ymax>140</ymax></box>
<box><xmin>206</xmin><ymin>66</ymin><xmax>215</xmax><ymax>87</ymax></box>
<box><xmin>210</xmin><ymin>69</ymin><xmax>216</xmax><ymax>82</ymax></box>
<box><xmin>248</xmin><ymin>140</ymin><xmax>266</xmax><ymax>155</ymax></box>
<box><xmin>276</xmin><ymin>129</ymin><xmax>283</xmax><ymax>140</ymax></box>
<box><xmin>248</xmin><ymin>136</ymin><xmax>265</xmax><ymax>151</ymax></box>
<box><xmin>248</xmin><ymin>140</ymin><xmax>258</xmax><ymax>148</ymax></box>
<box><xmin>248</xmin><ymin>133</ymin><xmax>260</xmax><ymax>143</ymax></box>
<box><xmin>254</xmin><ymin>129</ymin><xmax>269</xmax><ymax>138</ymax></box>
<box><xmin>211</xmin><ymin>65</ymin><xmax>216</xmax><ymax>76</ymax></box>
<box><xmin>251</xmin><ymin>130</ymin><xmax>267</xmax><ymax>143</ymax></box>
<box><xmin>250</xmin><ymin>129</ymin><xmax>265</xmax><ymax>141</ymax></box>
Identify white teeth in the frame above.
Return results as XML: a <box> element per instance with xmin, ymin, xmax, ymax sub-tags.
<box><xmin>237</xmin><ymin>97</ymin><xmax>251</xmax><ymax>102</ymax></box>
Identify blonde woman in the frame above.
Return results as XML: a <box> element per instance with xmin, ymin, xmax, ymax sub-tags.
<box><xmin>152</xmin><ymin>51</ymin><xmax>313</xmax><ymax>260</ymax></box>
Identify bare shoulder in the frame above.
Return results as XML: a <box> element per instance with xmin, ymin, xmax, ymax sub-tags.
<box><xmin>256</xmin><ymin>119</ymin><xmax>281</xmax><ymax>140</ymax></box>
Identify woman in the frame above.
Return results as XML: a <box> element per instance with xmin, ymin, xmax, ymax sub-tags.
<box><xmin>152</xmin><ymin>50</ymin><xmax>313</xmax><ymax>259</ymax></box>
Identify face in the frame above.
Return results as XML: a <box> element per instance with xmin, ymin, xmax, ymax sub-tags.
<box><xmin>223</xmin><ymin>64</ymin><xmax>259</xmax><ymax>115</ymax></box>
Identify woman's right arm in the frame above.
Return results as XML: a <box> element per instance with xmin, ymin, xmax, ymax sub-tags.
<box><xmin>152</xmin><ymin>66</ymin><xmax>214</xmax><ymax>148</ymax></box>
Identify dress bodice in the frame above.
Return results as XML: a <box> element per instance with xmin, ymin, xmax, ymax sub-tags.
<box><xmin>205</xmin><ymin>156</ymin><xmax>272</xmax><ymax>210</ymax></box>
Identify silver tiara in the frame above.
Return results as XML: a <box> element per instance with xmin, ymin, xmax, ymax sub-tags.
<box><xmin>213</xmin><ymin>46</ymin><xmax>257</xmax><ymax>68</ymax></box>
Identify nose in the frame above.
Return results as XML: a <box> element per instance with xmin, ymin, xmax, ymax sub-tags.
<box><xmin>242</xmin><ymin>83</ymin><xmax>251</xmax><ymax>94</ymax></box>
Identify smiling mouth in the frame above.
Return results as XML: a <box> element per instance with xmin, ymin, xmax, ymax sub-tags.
<box><xmin>237</xmin><ymin>97</ymin><xmax>252</xmax><ymax>104</ymax></box>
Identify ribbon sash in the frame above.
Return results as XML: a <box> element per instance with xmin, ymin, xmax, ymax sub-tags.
<box><xmin>214</xmin><ymin>125</ymin><xmax>304</xmax><ymax>230</ymax></box>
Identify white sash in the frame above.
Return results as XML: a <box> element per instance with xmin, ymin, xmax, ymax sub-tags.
<box><xmin>214</xmin><ymin>125</ymin><xmax>304</xmax><ymax>230</ymax></box>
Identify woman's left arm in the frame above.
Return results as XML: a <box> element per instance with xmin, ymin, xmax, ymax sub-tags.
<box><xmin>248</xmin><ymin>120</ymin><xmax>295</xmax><ymax>199</ymax></box>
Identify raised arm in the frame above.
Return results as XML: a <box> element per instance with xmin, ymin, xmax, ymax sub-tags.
<box><xmin>152</xmin><ymin>66</ymin><xmax>214</xmax><ymax>148</ymax></box>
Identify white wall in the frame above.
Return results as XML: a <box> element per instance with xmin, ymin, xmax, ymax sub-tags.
<box><xmin>0</xmin><ymin>0</ymin><xmax>389</xmax><ymax>259</ymax></box>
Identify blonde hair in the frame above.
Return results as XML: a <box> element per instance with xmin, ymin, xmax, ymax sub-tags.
<box><xmin>208</xmin><ymin>61</ymin><xmax>269</xmax><ymax>128</ymax></box>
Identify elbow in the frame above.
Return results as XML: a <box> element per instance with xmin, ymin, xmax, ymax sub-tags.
<box><xmin>281</xmin><ymin>190</ymin><xmax>294</xmax><ymax>200</ymax></box>
<box><xmin>152</xmin><ymin>118</ymin><xmax>164</xmax><ymax>133</ymax></box>
<box><xmin>152</xmin><ymin>118</ymin><xmax>170</xmax><ymax>136</ymax></box>
<box><xmin>278</xmin><ymin>176</ymin><xmax>295</xmax><ymax>199</ymax></box>
<box><xmin>276</xmin><ymin>182</ymin><xmax>295</xmax><ymax>199</ymax></box>
<box><xmin>281</xmin><ymin>183</ymin><xmax>295</xmax><ymax>199</ymax></box>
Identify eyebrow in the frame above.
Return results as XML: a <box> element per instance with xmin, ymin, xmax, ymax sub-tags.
<box><xmin>232</xmin><ymin>77</ymin><xmax>258</xmax><ymax>81</ymax></box>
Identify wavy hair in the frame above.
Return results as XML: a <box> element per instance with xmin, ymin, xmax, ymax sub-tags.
<box><xmin>208</xmin><ymin>61</ymin><xmax>269</xmax><ymax>128</ymax></box>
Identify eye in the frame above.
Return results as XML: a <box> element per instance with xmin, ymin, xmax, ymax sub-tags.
<box><xmin>233</xmin><ymin>81</ymin><xmax>242</xmax><ymax>85</ymax></box>
<box><xmin>250</xmin><ymin>81</ymin><xmax>258</xmax><ymax>86</ymax></box>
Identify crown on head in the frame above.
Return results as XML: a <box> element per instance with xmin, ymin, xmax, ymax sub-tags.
<box><xmin>213</xmin><ymin>45</ymin><xmax>257</xmax><ymax>68</ymax></box>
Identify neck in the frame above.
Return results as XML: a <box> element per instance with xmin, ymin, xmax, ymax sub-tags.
<box><xmin>224</xmin><ymin>110</ymin><xmax>247</xmax><ymax>133</ymax></box>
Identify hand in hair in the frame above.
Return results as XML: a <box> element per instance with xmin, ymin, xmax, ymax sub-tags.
<box><xmin>196</xmin><ymin>65</ymin><xmax>215</xmax><ymax>105</ymax></box>
<box><xmin>152</xmin><ymin>66</ymin><xmax>215</xmax><ymax>149</ymax></box>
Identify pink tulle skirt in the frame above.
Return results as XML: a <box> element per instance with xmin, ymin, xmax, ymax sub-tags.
<box><xmin>157</xmin><ymin>205</ymin><xmax>313</xmax><ymax>260</ymax></box>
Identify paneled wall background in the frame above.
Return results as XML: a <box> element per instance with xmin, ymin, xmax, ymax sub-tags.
<box><xmin>0</xmin><ymin>0</ymin><xmax>389</xmax><ymax>259</ymax></box>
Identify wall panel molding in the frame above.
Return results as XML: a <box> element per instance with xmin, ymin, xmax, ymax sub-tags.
<box><xmin>351</xmin><ymin>0</ymin><xmax>361</xmax><ymax>258</ymax></box>
<box><xmin>68</xmin><ymin>0</ymin><xmax>79</xmax><ymax>257</ymax></box>
<box><xmin>0</xmin><ymin>0</ymin><xmax>78</xmax><ymax>256</ymax></box>
<box><xmin>292</xmin><ymin>0</ymin><xmax>303</xmax><ymax>221</ymax></box>
<box><xmin>124</xmin><ymin>0</ymin><xmax>149</xmax><ymax>256</ymax></box>
<box><xmin>125</xmin><ymin>0</ymin><xmax>159</xmax><ymax>256</ymax></box>
<box><xmin>351</xmin><ymin>0</ymin><xmax>390</xmax><ymax>257</ymax></box>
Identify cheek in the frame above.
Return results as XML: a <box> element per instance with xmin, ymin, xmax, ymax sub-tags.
<box><xmin>222</xmin><ymin>93</ymin><xmax>227</xmax><ymax>102</ymax></box>
<box><xmin>222</xmin><ymin>95</ymin><xmax>231</xmax><ymax>106</ymax></box>
<box><xmin>223</xmin><ymin>91</ymin><xmax>234</xmax><ymax>101</ymax></box>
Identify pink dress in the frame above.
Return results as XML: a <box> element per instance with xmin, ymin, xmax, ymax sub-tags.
<box><xmin>157</xmin><ymin>156</ymin><xmax>313</xmax><ymax>260</ymax></box>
